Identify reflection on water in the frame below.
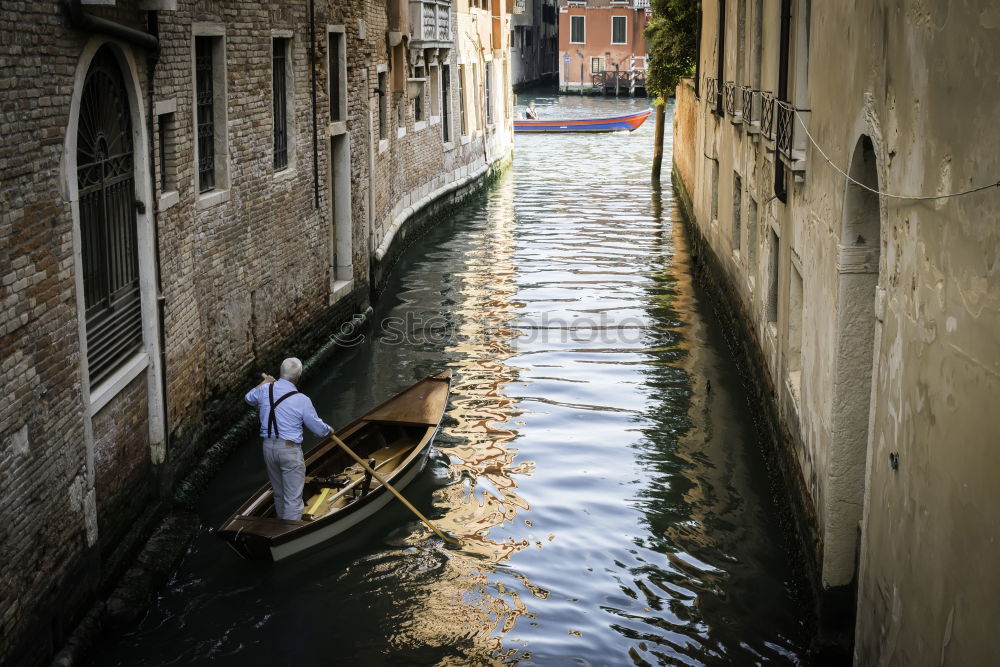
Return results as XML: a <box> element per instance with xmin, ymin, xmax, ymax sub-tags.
<box><xmin>89</xmin><ymin>93</ymin><xmax>811</xmax><ymax>666</ymax></box>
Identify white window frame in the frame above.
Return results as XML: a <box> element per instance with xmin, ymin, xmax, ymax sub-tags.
<box><xmin>271</xmin><ymin>30</ymin><xmax>295</xmax><ymax>175</ymax></box>
<box><xmin>570</xmin><ymin>15</ymin><xmax>585</xmax><ymax>44</ymax></box>
<box><xmin>191</xmin><ymin>24</ymin><xmax>229</xmax><ymax>209</ymax></box>
<box><xmin>327</xmin><ymin>25</ymin><xmax>347</xmax><ymax>132</ymax></box>
<box><xmin>611</xmin><ymin>15</ymin><xmax>627</xmax><ymax>45</ymax></box>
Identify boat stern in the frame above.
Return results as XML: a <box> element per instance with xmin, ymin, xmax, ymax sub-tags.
<box><xmin>217</xmin><ymin>518</ymin><xmax>277</xmax><ymax>561</ymax></box>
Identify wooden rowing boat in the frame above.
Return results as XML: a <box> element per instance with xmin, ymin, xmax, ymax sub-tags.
<box><xmin>217</xmin><ymin>369</ymin><xmax>452</xmax><ymax>561</ymax></box>
<box><xmin>514</xmin><ymin>109</ymin><xmax>651</xmax><ymax>133</ymax></box>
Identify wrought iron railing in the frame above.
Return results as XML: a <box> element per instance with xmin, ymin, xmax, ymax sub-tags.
<box><xmin>741</xmin><ymin>86</ymin><xmax>758</xmax><ymax>125</ymax></box>
<box><xmin>723</xmin><ymin>81</ymin><xmax>739</xmax><ymax>118</ymax></box>
<box><xmin>705</xmin><ymin>76</ymin><xmax>721</xmax><ymax>115</ymax></box>
<box><xmin>776</xmin><ymin>101</ymin><xmax>793</xmax><ymax>158</ymax></box>
<box><xmin>761</xmin><ymin>91</ymin><xmax>776</xmax><ymax>139</ymax></box>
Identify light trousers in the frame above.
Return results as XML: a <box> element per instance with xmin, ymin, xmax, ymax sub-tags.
<box><xmin>263</xmin><ymin>437</ymin><xmax>305</xmax><ymax>520</ymax></box>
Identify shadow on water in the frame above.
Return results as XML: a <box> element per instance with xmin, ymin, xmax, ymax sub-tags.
<box><xmin>88</xmin><ymin>96</ymin><xmax>813</xmax><ymax>666</ymax></box>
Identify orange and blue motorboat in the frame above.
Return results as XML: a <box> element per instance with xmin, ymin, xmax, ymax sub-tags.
<box><xmin>514</xmin><ymin>109</ymin><xmax>651</xmax><ymax>133</ymax></box>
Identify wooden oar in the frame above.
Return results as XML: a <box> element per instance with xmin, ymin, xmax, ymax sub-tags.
<box><xmin>329</xmin><ymin>434</ymin><xmax>461</xmax><ymax>546</ymax></box>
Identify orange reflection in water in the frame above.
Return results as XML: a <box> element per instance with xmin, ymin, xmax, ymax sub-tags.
<box><xmin>385</xmin><ymin>178</ymin><xmax>539</xmax><ymax>660</ymax></box>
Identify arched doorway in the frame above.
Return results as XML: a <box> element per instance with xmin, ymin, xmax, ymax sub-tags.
<box><xmin>67</xmin><ymin>40</ymin><xmax>164</xmax><ymax>553</ymax></box>
<box><xmin>824</xmin><ymin>135</ymin><xmax>881</xmax><ymax>587</ymax></box>
<box><xmin>77</xmin><ymin>45</ymin><xmax>143</xmax><ymax>386</ymax></box>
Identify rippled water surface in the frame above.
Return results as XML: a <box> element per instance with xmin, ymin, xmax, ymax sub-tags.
<box><xmin>92</xmin><ymin>93</ymin><xmax>811</xmax><ymax>666</ymax></box>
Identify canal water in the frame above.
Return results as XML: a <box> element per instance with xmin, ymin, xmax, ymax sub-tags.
<box><xmin>91</xmin><ymin>93</ymin><xmax>812</xmax><ymax>665</ymax></box>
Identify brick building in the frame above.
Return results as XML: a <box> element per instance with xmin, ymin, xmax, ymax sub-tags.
<box><xmin>510</xmin><ymin>0</ymin><xmax>558</xmax><ymax>90</ymax></box>
<box><xmin>0</xmin><ymin>0</ymin><xmax>511</xmax><ymax>664</ymax></box>
<box><xmin>557</xmin><ymin>0</ymin><xmax>649</xmax><ymax>94</ymax></box>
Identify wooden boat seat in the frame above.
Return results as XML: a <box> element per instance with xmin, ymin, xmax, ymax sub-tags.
<box><xmin>302</xmin><ymin>442</ymin><xmax>413</xmax><ymax>519</ymax></box>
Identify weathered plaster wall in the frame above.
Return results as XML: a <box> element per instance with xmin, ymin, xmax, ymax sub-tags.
<box><xmin>676</xmin><ymin>0</ymin><xmax>1000</xmax><ymax>661</ymax></box>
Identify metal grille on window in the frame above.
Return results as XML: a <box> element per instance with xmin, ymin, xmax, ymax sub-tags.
<box><xmin>77</xmin><ymin>46</ymin><xmax>143</xmax><ymax>386</ymax></box>
<box><xmin>328</xmin><ymin>33</ymin><xmax>342</xmax><ymax>122</ymax></box>
<box><xmin>195</xmin><ymin>37</ymin><xmax>215</xmax><ymax>192</ymax></box>
<box><xmin>273</xmin><ymin>38</ymin><xmax>289</xmax><ymax>170</ymax></box>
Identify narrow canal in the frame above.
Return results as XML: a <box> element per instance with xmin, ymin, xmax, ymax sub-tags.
<box><xmin>91</xmin><ymin>94</ymin><xmax>812</xmax><ymax>665</ymax></box>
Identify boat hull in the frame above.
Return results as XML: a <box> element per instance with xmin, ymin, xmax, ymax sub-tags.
<box><xmin>514</xmin><ymin>109</ymin><xmax>651</xmax><ymax>133</ymax></box>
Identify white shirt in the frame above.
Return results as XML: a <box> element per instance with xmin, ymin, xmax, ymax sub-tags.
<box><xmin>245</xmin><ymin>378</ymin><xmax>331</xmax><ymax>444</ymax></box>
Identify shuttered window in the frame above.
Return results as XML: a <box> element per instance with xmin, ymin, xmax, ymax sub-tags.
<box><xmin>570</xmin><ymin>16</ymin><xmax>585</xmax><ymax>43</ymax></box>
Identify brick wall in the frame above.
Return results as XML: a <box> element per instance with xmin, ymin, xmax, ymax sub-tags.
<box><xmin>0</xmin><ymin>1</ymin><xmax>511</xmax><ymax>664</ymax></box>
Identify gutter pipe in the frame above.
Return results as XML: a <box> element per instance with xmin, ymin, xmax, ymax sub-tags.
<box><xmin>64</xmin><ymin>0</ymin><xmax>159</xmax><ymax>53</ymax></box>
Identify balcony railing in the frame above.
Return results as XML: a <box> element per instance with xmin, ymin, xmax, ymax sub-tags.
<box><xmin>705</xmin><ymin>76</ymin><xmax>722</xmax><ymax>115</ymax></box>
<box><xmin>723</xmin><ymin>81</ymin><xmax>741</xmax><ymax>119</ymax></box>
<box><xmin>741</xmin><ymin>86</ymin><xmax>759</xmax><ymax>129</ymax></box>
<box><xmin>409</xmin><ymin>0</ymin><xmax>452</xmax><ymax>44</ymax></box>
<box><xmin>761</xmin><ymin>91</ymin><xmax>776</xmax><ymax>139</ymax></box>
<box><xmin>776</xmin><ymin>101</ymin><xmax>793</xmax><ymax>158</ymax></box>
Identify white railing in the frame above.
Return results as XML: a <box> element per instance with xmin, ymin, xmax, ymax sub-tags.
<box><xmin>409</xmin><ymin>0</ymin><xmax>452</xmax><ymax>43</ymax></box>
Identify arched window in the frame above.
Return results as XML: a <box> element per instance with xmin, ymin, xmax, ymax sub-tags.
<box><xmin>77</xmin><ymin>46</ymin><xmax>143</xmax><ymax>386</ymax></box>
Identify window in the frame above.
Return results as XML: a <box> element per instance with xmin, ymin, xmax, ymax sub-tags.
<box><xmin>472</xmin><ymin>65</ymin><xmax>480</xmax><ymax>130</ymax></box>
<box><xmin>156</xmin><ymin>110</ymin><xmax>176</xmax><ymax>193</ymax></box>
<box><xmin>194</xmin><ymin>35</ymin><xmax>226</xmax><ymax>193</ymax></box>
<box><xmin>328</xmin><ymin>133</ymin><xmax>352</xmax><ymax>290</ymax></box>
<box><xmin>458</xmin><ymin>65</ymin><xmax>467</xmax><ymax>136</ymax></box>
<box><xmin>591</xmin><ymin>57</ymin><xmax>603</xmax><ymax>74</ymax></box>
<box><xmin>272</xmin><ymin>37</ymin><xmax>290</xmax><ymax>170</ymax></box>
<box><xmin>485</xmin><ymin>61</ymin><xmax>493</xmax><ymax>126</ymax></box>
<box><xmin>430</xmin><ymin>63</ymin><xmax>440</xmax><ymax>119</ymax></box>
<box><xmin>748</xmin><ymin>197</ymin><xmax>758</xmax><ymax>270</ymax></box>
<box><xmin>378</xmin><ymin>70</ymin><xmax>387</xmax><ymax>139</ymax></box>
<box><xmin>788</xmin><ymin>263</ymin><xmax>803</xmax><ymax>377</ymax></box>
<box><xmin>570</xmin><ymin>16</ymin><xmax>585</xmax><ymax>43</ymax></box>
<box><xmin>328</xmin><ymin>30</ymin><xmax>346</xmax><ymax>122</ymax></box>
<box><xmin>767</xmin><ymin>229</ymin><xmax>779</xmax><ymax>323</ymax></box>
<box><xmin>414</xmin><ymin>65</ymin><xmax>424</xmax><ymax>123</ymax></box>
<box><xmin>442</xmin><ymin>64</ymin><xmax>451</xmax><ymax>142</ymax></box>
<box><xmin>732</xmin><ymin>172</ymin><xmax>742</xmax><ymax>251</ymax></box>
<box><xmin>711</xmin><ymin>159</ymin><xmax>719</xmax><ymax>222</ymax></box>
<box><xmin>736</xmin><ymin>0</ymin><xmax>746</xmax><ymax>83</ymax></box>
<box><xmin>611</xmin><ymin>16</ymin><xmax>627</xmax><ymax>44</ymax></box>
<box><xmin>715</xmin><ymin>0</ymin><xmax>726</xmax><ymax>115</ymax></box>
<box><xmin>752</xmin><ymin>0</ymin><xmax>763</xmax><ymax>88</ymax></box>
<box><xmin>77</xmin><ymin>46</ymin><xmax>143</xmax><ymax>386</ymax></box>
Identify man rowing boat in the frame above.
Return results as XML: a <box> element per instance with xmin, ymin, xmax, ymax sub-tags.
<box><xmin>245</xmin><ymin>358</ymin><xmax>332</xmax><ymax>520</ymax></box>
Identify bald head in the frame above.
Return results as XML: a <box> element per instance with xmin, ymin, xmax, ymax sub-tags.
<box><xmin>280</xmin><ymin>357</ymin><xmax>303</xmax><ymax>384</ymax></box>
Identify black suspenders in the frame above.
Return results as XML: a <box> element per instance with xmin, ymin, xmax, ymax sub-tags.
<box><xmin>267</xmin><ymin>382</ymin><xmax>300</xmax><ymax>439</ymax></box>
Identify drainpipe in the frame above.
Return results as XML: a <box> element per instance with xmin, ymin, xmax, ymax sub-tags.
<box><xmin>310</xmin><ymin>0</ymin><xmax>320</xmax><ymax>209</ymax></box>
<box><xmin>144</xmin><ymin>11</ymin><xmax>171</xmax><ymax>469</ymax></box>
<box><xmin>63</xmin><ymin>0</ymin><xmax>159</xmax><ymax>52</ymax></box>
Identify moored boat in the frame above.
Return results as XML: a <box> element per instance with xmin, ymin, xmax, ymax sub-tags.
<box><xmin>217</xmin><ymin>369</ymin><xmax>452</xmax><ymax>561</ymax></box>
<box><xmin>514</xmin><ymin>109</ymin><xmax>651</xmax><ymax>133</ymax></box>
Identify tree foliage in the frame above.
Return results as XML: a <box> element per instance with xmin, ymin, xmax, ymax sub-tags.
<box><xmin>644</xmin><ymin>0</ymin><xmax>699</xmax><ymax>97</ymax></box>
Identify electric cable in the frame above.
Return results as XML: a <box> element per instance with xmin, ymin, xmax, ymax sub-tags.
<box><xmin>775</xmin><ymin>99</ymin><xmax>1000</xmax><ymax>201</ymax></box>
